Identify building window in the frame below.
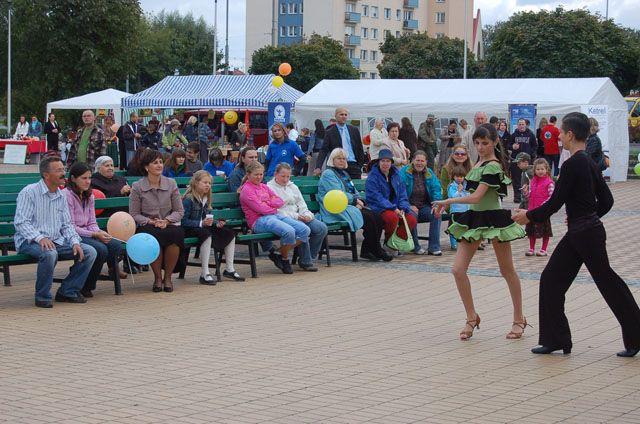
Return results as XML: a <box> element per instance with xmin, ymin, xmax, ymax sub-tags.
<box><xmin>280</xmin><ymin>26</ymin><xmax>286</xmax><ymax>37</ymax></box>
<box><xmin>404</xmin><ymin>11</ymin><xmax>413</xmax><ymax>20</ymax></box>
<box><xmin>371</xmin><ymin>51</ymin><xmax>378</xmax><ymax>61</ymax></box>
<box><xmin>435</xmin><ymin>33</ymin><xmax>445</xmax><ymax>38</ymax></box>
<box><xmin>280</xmin><ymin>3</ymin><xmax>286</xmax><ymax>14</ymax></box>
<box><xmin>396</xmin><ymin>30</ymin><xmax>401</xmax><ymax>37</ymax></box>
<box><xmin>371</xmin><ymin>28</ymin><xmax>378</xmax><ymax>39</ymax></box>
<box><xmin>362</xmin><ymin>4</ymin><xmax>368</xmax><ymax>16</ymax></box>
<box><xmin>345</xmin><ymin>48</ymin><xmax>355</xmax><ymax>58</ymax></box>
<box><xmin>370</xmin><ymin>72</ymin><xmax>377</xmax><ymax>79</ymax></box>
<box><xmin>396</xmin><ymin>9</ymin><xmax>401</xmax><ymax>20</ymax></box>
<box><xmin>288</xmin><ymin>26</ymin><xmax>296</xmax><ymax>36</ymax></box>
<box><xmin>384</xmin><ymin>8</ymin><xmax>391</xmax><ymax>19</ymax></box>
<box><xmin>300</xmin><ymin>2</ymin><xmax>303</xmax><ymax>13</ymax></box>
<box><xmin>288</xmin><ymin>3</ymin><xmax>299</xmax><ymax>14</ymax></box>
<box><xmin>360</xmin><ymin>72</ymin><xmax>368</xmax><ymax>79</ymax></box>
<box><xmin>361</xmin><ymin>27</ymin><xmax>368</xmax><ymax>38</ymax></box>
<box><xmin>346</xmin><ymin>2</ymin><xmax>355</xmax><ymax>12</ymax></box>
<box><xmin>384</xmin><ymin>30</ymin><xmax>391</xmax><ymax>39</ymax></box>
<box><xmin>360</xmin><ymin>50</ymin><xmax>368</xmax><ymax>60</ymax></box>
<box><xmin>371</xmin><ymin>6</ymin><xmax>378</xmax><ymax>18</ymax></box>
<box><xmin>436</xmin><ymin>12</ymin><xmax>445</xmax><ymax>24</ymax></box>
<box><xmin>345</xmin><ymin>26</ymin><xmax>354</xmax><ymax>35</ymax></box>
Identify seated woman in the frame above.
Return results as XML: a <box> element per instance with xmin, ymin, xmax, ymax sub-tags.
<box><xmin>63</xmin><ymin>162</ymin><xmax>125</xmax><ymax>298</ymax></box>
<box><xmin>91</xmin><ymin>156</ymin><xmax>131</xmax><ymax>198</ymax></box>
<box><xmin>126</xmin><ymin>147</ymin><xmax>147</xmax><ymax>176</ymax></box>
<box><xmin>228</xmin><ymin>147</ymin><xmax>258</xmax><ymax>193</ymax></box>
<box><xmin>239</xmin><ymin>162</ymin><xmax>310</xmax><ymax>274</ymax></box>
<box><xmin>267</xmin><ymin>163</ymin><xmax>328</xmax><ymax>271</ymax></box>
<box><xmin>129</xmin><ymin>149</ymin><xmax>185</xmax><ymax>293</ymax></box>
<box><xmin>163</xmin><ymin>148</ymin><xmax>189</xmax><ymax>178</ymax></box>
<box><xmin>182</xmin><ymin>170</ymin><xmax>244</xmax><ymax>284</ymax></box>
<box><xmin>203</xmin><ymin>147</ymin><xmax>235</xmax><ymax>179</ymax></box>
<box><xmin>318</xmin><ymin>148</ymin><xmax>391</xmax><ymax>262</ymax></box>
<box><xmin>365</xmin><ymin>149</ymin><xmax>417</xmax><ymax>255</ymax></box>
<box><xmin>399</xmin><ymin>150</ymin><xmax>443</xmax><ymax>255</ymax></box>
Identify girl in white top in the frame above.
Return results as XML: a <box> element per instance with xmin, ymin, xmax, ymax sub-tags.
<box><xmin>14</xmin><ymin>115</ymin><xmax>29</xmax><ymax>139</ymax></box>
<box><xmin>267</xmin><ymin>163</ymin><xmax>328</xmax><ymax>271</ymax></box>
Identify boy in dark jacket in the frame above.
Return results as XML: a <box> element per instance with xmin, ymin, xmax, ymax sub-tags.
<box><xmin>508</xmin><ymin>119</ymin><xmax>537</xmax><ymax>203</ymax></box>
<box><xmin>515</xmin><ymin>152</ymin><xmax>533</xmax><ymax>209</ymax></box>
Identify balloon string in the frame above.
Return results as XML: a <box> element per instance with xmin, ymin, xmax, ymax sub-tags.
<box><xmin>125</xmin><ymin>255</ymin><xmax>135</xmax><ymax>286</ymax></box>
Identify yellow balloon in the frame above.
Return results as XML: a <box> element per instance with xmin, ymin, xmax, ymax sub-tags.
<box><xmin>323</xmin><ymin>190</ymin><xmax>348</xmax><ymax>214</ymax></box>
<box><xmin>272</xmin><ymin>75</ymin><xmax>284</xmax><ymax>88</ymax></box>
<box><xmin>224</xmin><ymin>110</ymin><xmax>238</xmax><ymax>125</ymax></box>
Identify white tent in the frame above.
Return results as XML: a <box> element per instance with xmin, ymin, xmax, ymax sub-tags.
<box><xmin>46</xmin><ymin>88</ymin><xmax>131</xmax><ymax>125</ymax></box>
<box><xmin>295</xmin><ymin>78</ymin><xmax>629</xmax><ymax>181</ymax></box>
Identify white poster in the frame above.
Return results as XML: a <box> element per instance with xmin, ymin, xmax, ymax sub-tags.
<box><xmin>3</xmin><ymin>144</ymin><xmax>28</xmax><ymax>164</ymax></box>
<box><xmin>581</xmin><ymin>105</ymin><xmax>608</xmax><ymax>151</ymax></box>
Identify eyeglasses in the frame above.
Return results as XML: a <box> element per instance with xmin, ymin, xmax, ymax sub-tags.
<box><xmin>453</xmin><ymin>152</ymin><xmax>467</xmax><ymax>156</ymax></box>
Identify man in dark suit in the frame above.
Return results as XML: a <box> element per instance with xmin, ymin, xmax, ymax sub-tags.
<box><xmin>117</xmin><ymin>112</ymin><xmax>145</xmax><ymax>168</ymax></box>
<box><xmin>314</xmin><ymin>107</ymin><xmax>365</xmax><ymax>179</ymax></box>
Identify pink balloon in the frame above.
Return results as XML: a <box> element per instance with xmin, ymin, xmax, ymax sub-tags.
<box><xmin>107</xmin><ymin>211</ymin><xmax>136</xmax><ymax>241</ymax></box>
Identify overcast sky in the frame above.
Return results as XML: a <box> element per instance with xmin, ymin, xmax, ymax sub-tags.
<box><xmin>139</xmin><ymin>0</ymin><xmax>639</xmax><ymax>71</ymax></box>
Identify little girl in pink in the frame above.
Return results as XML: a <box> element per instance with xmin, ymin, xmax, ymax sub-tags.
<box><xmin>525</xmin><ymin>159</ymin><xmax>554</xmax><ymax>256</ymax></box>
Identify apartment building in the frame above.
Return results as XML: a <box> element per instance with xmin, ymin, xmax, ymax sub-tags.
<box><xmin>245</xmin><ymin>0</ymin><xmax>483</xmax><ymax>79</ymax></box>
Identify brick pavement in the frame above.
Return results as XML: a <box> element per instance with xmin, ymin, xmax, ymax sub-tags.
<box><xmin>1</xmin><ymin>180</ymin><xmax>639</xmax><ymax>423</ymax></box>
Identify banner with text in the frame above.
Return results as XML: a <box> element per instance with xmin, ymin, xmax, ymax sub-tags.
<box><xmin>509</xmin><ymin>104</ymin><xmax>537</xmax><ymax>132</ymax></box>
<box><xmin>581</xmin><ymin>105</ymin><xmax>608</xmax><ymax>151</ymax></box>
<box><xmin>268</xmin><ymin>102</ymin><xmax>292</xmax><ymax>143</ymax></box>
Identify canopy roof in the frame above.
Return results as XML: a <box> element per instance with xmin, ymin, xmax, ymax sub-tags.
<box><xmin>295</xmin><ymin>77</ymin><xmax>629</xmax><ymax>182</ymax></box>
<box><xmin>294</xmin><ymin>77</ymin><xmax>626</xmax><ymax>117</ymax></box>
<box><xmin>122</xmin><ymin>74</ymin><xmax>303</xmax><ymax>110</ymax></box>
<box><xmin>47</xmin><ymin>88</ymin><xmax>130</xmax><ymax>111</ymax></box>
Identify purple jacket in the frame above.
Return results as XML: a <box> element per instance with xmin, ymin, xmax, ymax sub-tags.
<box><xmin>63</xmin><ymin>188</ymin><xmax>100</xmax><ymax>238</ymax></box>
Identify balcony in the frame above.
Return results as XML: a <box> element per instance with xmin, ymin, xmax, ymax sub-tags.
<box><xmin>404</xmin><ymin>0</ymin><xmax>419</xmax><ymax>8</ymax></box>
<box><xmin>344</xmin><ymin>11</ymin><xmax>361</xmax><ymax>23</ymax></box>
<box><xmin>344</xmin><ymin>34</ymin><xmax>362</xmax><ymax>45</ymax></box>
<box><xmin>350</xmin><ymin>57</ymin><xmax>361</xmax><ymax>68</ymax></box>
<box><xmin>403</xmin><ymin>19</ymin><xmax>419</xmax><ymax>30</ymax></box>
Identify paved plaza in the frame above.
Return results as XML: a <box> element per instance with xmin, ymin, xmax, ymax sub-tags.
<box><xmin>1</xmin><ymin>179</ymin><xmax>639</xmax><ymax>423</ymax></box>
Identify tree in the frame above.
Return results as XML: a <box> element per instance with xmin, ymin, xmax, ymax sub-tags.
<box><xmin>484</xmin><ymin>8</ymin><xmax>640</xmax><ymax>94</ymax></box>
<box><xmin>377</xmin><ymin>33</ymin><xmax>480</xmax><ymax>79</ymax></box>
<box><xmin>0</xmin><ymin>0</ymin><xmax>142</xmax><ymax>124</ymax></box>
<box><xmin>130</xmin><ymin>10</ymin><xmax>224</xmax><ymax>93</ymax></box>
<box><xmin>249</xmin><ymin>34</ymin><xmax>359</xmax><ymax>92</ymax></box>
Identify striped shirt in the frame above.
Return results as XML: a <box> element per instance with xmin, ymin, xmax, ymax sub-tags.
<box><xmin>14</xmin><ymin>180</ymin><xmax>81</xmax><ymax>250</ymax></box>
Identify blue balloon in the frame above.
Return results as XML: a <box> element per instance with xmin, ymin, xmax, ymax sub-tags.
<box><xmin>126</xmin><ymin>233</ymin><xmax>160</xmax><ymax>265</ymax></box>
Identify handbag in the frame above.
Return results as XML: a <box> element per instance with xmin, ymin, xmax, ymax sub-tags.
<box><xmin>386</xmin><ymin>214</ymin><xmax>415</xmax><ymax>252</ymax></box>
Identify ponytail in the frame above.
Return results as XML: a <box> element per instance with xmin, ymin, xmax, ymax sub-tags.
<box><xmin>475</xmin><ymin>123</ymin><xmax>510</xmax><ymax>177</ymax></box>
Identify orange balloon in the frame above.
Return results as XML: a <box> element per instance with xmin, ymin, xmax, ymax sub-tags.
<box><xmin>107</xmin><ymin>211</ymin><xmax>136</xmax><ymax>241</ymax></box>
<box><xmin>92</xmin><ymin>189</ymin><xmax>106</xmax><ymax>216</ymax></box>
<box><xmin>278</xmin><ymin>62</ymin><xmax>292</xmax><ymax>76</ymax></box>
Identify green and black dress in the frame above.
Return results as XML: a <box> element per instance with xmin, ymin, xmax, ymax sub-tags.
<box><xmin>448</xmin><ymin>160</ymin><xmax>525</xmax><ymax>243</ymax></box>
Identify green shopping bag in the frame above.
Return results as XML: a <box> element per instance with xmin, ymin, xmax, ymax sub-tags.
<box><xmin>386</xmin><ymin>214</ymin><xmax>415</xmax><ymax>252</ymax></box>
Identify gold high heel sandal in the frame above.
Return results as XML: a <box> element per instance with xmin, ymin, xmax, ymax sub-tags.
<box><xmin>506</xmin><ymin>318</ymin><xmax>532</xmax><ymax>339</ymax></box>
<box><xmin>460</xmin><ymin>314</ymin><xmax>481</xmax><ymax>341</ymax></box>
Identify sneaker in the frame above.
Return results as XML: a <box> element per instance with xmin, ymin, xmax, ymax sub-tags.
<box><xmin>414</xmin><ymin>248</ymin><xmax>427</xmax><ymax>255</ymax></box>
<box><xmin>450</xmin><ymin>240</ymin><xmax>458</xmax><ymax>251</ymax></box>
<box><xmin>526</xmin><ymin>249</ymin><xmax>535</xmax><ymax>257</ymax></box>
<box><xmin>428</xmin><ymin>250</ymin><xmax>443</xmax><ymax>256</ymax></box>
<box><xmin>281</xmin><ymin>259</ymin><xmax>293</xmax><ymax>274</ymax></box>
<box><xmin>536</xmin><ymin>250</ymin><xmax>548</xmax><ymax>256</ymax></box>
<box><xmin>299</xmin><ymin>264</ymin><xmax>318</xmax><ymax>272</ymax></box>
<box><xmin>268</xmin><ymin>250</ymin><xmax>284</xmax><ymax>270</ymax></box>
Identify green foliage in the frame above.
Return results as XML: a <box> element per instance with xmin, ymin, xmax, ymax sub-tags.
<box><xmin>484</xmin><ymin>7</ymin><xmax>640</xmax><ymax>94</ymax></box>
<box><xmin>378</xmin><ymin>33</ymin><xmax>479</xmax><ymax>79</ymax></box>
<box><xmin>0</xmin><ymin>3</ymin><xmax>223</xmax><ymax>125</ymax></box>
<box><xmin>249</xmin><ymin>34</ymin><xmax>359</xmax><ymax>92</ymax></box>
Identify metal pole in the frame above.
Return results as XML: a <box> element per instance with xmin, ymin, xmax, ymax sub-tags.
<box><xmin>224</xmin><ymin>0</ymin><xmax>229</xmax><ymax>75</ymax></box>
<box><xmin>125</xmin><ymin>75</ymin><xmax>129</xmax><ymax>93</ymax></box>
<box><xmin>213</xmin><ymin>0</ymin><xmax>218</xmax><ymax>74</ymax></box>
<box><xmin>605</xmin><ymin>0</ymin><xmax>609</xmax><ymax>19</ymax></box>
<box><xmin>272</xmin><ymin>0</ymin><xmax>277</xmax><ymax>46</ymax></box>
<box><xmin>463</xmin><ymin>0</ymin><xmax>468</xmax><ymax>79</ymax></box>
<box><xmin>7</xmin><ymin>0</ymin><xmax>12</xmax><ymax>132</ymax></box>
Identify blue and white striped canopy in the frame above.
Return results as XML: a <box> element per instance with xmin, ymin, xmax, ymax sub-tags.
<box><xmin>121</xmin><ymin>74</ymin><xmax>304</xmax><ymax>110</ymax></box>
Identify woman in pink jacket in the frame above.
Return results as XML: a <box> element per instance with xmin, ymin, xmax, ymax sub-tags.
<box><xmin>239</xmin><ymin>162</ymin><xmax>310</xmax><ymax>274</ymax></box>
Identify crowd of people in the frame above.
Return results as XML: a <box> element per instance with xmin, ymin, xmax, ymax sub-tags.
<box><xmin>12</xmin><ymin>104</ymin><xmax>639</xmax><ymax>358</ymax></box>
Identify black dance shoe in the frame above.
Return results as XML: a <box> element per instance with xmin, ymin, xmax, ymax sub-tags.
<box><xmin>531</xmin><ymin>345</ymin><xmax>571</xmax><ymax>355</ymax></box>
<box><xmin>616</xmin><ymin>348</ymin><xmax>639</xmax><ymax>358</ymax></box>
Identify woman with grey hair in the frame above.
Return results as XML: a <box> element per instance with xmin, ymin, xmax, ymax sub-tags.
<box><xmin>369</xmin><ymin>118</ymin><xmax>388</xmax><ymax>160</ymax></box>
<box><xmin>91</xmin><ymin>156</ymin><xmax>131</xmax><ymax>198</ymax></box>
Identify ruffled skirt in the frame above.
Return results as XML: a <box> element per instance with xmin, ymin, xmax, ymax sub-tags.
<box><xmin>447</xmin><ymin>209</ymin><xmax>525</xmax><ymax>243</ymax></box>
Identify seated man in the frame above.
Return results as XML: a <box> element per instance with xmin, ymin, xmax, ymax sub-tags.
<box><xmin>14</xmin><ymin>156</ymin><xmax>97</xmax><ymax>308</ymax></box>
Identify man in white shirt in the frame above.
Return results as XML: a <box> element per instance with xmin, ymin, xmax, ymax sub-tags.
<box><xmin>286</xmin><ymin>123</ymin><xmax>299</xmax><ymax>142</ymax></box>
<box><xmin>462</xmin><ymin>111</ymin><xmax>488</xmax><ymax>163</ymax></box>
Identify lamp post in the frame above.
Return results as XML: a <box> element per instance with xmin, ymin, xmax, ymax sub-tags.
<box><xmin>463</xmin><ymin>0</ymin><xmax>468</xmax><ymax>79</ymax></box>
<box><xmin>213</xmin><ymin>0</ymin><xmax>218</xmax><ymax>74</ymax></box>
<box><xmin>6</xmin><ymin>0</ymin><xmax>12</xmax><ymax>131</ymax></box>
<box><xmin>224</xmin><ymin>0</ymin><xmax>229</xmax><ymax>75</ymax></box>
<box><xmin>605</xmin><ymin>0</ymin><xmax>609</xmax><ymax>19</ymax></box>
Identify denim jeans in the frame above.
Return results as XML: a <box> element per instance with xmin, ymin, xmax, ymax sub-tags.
<box><xmin>126</xmin><ymin>150</ymin><xmax>135</xmax><ymax>167</ymax></box>
<box><xmin>80</xmin><ymin>237</ymin><xmax>124</xmax><ymax>291</ymax></box>
<box><xmin>254</xmin><ymin>214</ymin><xmax>310</xmax><ymax>246</ymax></box>
<box><xmin>18</xmin><ymin>241</ymin><xmax>97</xmax><ymax>301</ymax></box>
<box><xmin>408</xmin><ymin>205</ymin><xmax>442</xmax><ymax>252</ymax></box>
<box><xmin>297</xmin><ymin>218</ymin><xmax>328</xmax><ymax>266</ymax></box>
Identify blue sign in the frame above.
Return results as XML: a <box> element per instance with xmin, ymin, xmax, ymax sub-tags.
<box><xmin>509</xmin><ymin>104</ymin><xmax>537</xmax><ymax>132</ymax></box>
<box><xmin>268</xmin><ymin>102</ymin><xmax>292</xmax><ymax>142</ymax></box>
